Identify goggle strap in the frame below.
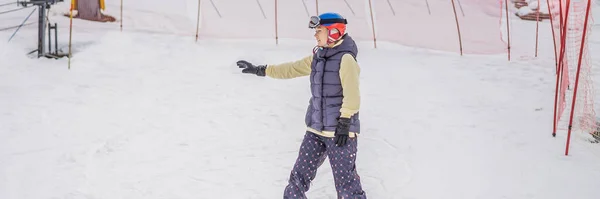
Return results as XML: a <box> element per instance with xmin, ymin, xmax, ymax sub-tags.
<box><xmin>319</xmin><ymin>18</ymin><xmax>347</xmax><ymax>25</ymax></box>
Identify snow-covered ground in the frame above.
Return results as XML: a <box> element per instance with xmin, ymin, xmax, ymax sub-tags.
<box><xmin>1</xmin><ymin>1</ymin><xmax>600</xmax><ymax>199</ymax></box>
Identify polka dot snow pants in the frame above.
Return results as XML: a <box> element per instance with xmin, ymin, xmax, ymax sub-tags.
<box><xmin>283</xmin><ymin>131</ymin><xmax>366</xmax><ymax>199</ymax></box>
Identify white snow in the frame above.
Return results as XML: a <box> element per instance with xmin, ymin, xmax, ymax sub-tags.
<box><xmin>526</xmin><ymin>0</ymin><xmax>549</xmax><ymax>12</ymax></box>
<box><xmin>515</xmin><ymin>0</ymin><xmax>550</xmax><ymax>16</ymax></box>
<box><xmin>1</xmin><ymin>1</ymin><xmax>600</xmax><ymax>199</ymax></box>
<box><xmin>517</xmin><ymin>6</ymin><xmax>535</xmax><ymax>16</ymax></box>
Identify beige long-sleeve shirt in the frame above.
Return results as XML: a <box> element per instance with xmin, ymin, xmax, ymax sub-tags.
<box><xmin>265</xmin><ymin>44</ymin><xmax>360</xmax><ymax>137</ymax></box>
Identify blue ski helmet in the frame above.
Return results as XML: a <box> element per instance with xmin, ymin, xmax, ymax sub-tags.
<box><xmin>309</xmin><ymin>12</ymin><xmax>347</xmax><ymax>43</ymax></box>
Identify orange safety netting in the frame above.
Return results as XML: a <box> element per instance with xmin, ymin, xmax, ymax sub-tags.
<box><xmin>552</xmin><ymin>0</ymin><xmax>596</xmax><ymax>136</ymax></box>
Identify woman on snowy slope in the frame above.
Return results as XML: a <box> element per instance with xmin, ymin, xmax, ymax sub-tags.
<box><xmin>236</xmin><ymin>12</ymin><xmax>366</xmax><ymax>198</ymax></box>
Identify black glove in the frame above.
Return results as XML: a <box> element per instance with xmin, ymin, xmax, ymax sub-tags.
<box><xmin>335</xmin><ymin>118</ymin><xmax>351</xmax><ymax>147</ymax></box>
<box><xmin>237</xmin><ymin>60</ymin><xmax>266</xmax><ymax>76</ymax></box>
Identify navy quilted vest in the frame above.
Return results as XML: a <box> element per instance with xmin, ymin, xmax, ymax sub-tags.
<box><xmin>305</xmin><ymin>35</ymin><xmax>360</xmax><ymax>133</ymax></box>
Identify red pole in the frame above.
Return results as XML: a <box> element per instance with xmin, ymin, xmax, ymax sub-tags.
<box><xmin>535</xmin><ymin>0</ymin><xmax>540</xmax><ymax>57</ymax></box>
<box><xmin>557</xmin><ymin>0</ymin><xmax>564</xmax><ymax>74</ymax></box>
<box><xmin>565</xmin><ymin>0</ymin><xmax>591</xmax><ymax>156</ymax></box>
<box><xmin>547</xmin><ymin>0</ymin><xmax>558</xmax><ymax>69</ymax></box>
<box><xmin>553</xmin><ymin>0</ymin><xmax>571</xmax><ymax>137</ymax></box>
<box><xmin>505</xmin><ymin>0</ymin><xmax>511</xmax><ymax>61</ymax></box>
<box><xmin>275</xmin><ymin>0</ymin><xmax>279</xmax><ymax>45</ymax></box>
<box><xmin>559</xmin><ymin>0</ymin><xmax>564</xmax><ymax>35</ymax></box>
<box><xmin>557</xmin><ymin>0</ymin><xmax>570</xmax><ymax>77</ymax></box>
<box><xmin>451</xmin><ymin>0</ymin><xmax>463</xmax><ymax>56</ymax></box>
<box><xmin>196</xmin><ymin>0</ymin><xmax>201</xmax><ymax>42</ymax></box>
<box><xmin>553</xmin><ymin>43</ymin><xmax>566</xmax><ymax>137</ymax></box>
<box><xmin>367</xmin><ymin>0</ymin><xmax>377</xmax><ymax>48</ymax></box>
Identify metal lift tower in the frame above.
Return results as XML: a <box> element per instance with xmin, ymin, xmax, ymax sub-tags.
<box><xmin>18</xmin><ymin>0</ymin><xmax>68</xmax><ymax>58</ymax></box>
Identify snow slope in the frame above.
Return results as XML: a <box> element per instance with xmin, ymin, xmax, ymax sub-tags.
<box><xmin>1</xmin><ymin>1</ymin><xmax>600</xmax><ymax>199</ymax></box>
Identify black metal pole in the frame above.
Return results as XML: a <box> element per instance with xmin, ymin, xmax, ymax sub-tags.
<box><xmin>48</xmin><ymin>22</ymin><xmax>51</xmax><ymax>55</ymax></box>
<box><xmin>38</xmin><ymin>6</ymin><xmax>45</xmax><ymax>57</ymax></box>
<box><xmin>54</xmin><ymin>23</ymin><xmax>57</xmax><ymax>55</ymax></box>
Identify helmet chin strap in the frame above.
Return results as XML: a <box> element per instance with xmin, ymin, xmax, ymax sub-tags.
<box><xmin>313</xmin><ymin>45</ymin><xmax>322</xmax><ymax>53</ymax></box>
<box><xmin>327</xmin><ymin>36</ymin><xmax>337</xmax><ymax>44</ymax></box>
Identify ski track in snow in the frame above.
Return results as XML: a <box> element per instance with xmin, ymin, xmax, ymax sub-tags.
<box><xmin>2</xmin><ymin>2</ymin><xmax>600</xmax><ymax>199</ymax></box>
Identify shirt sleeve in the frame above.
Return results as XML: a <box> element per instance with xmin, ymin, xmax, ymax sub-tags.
<box><xmin>265</xmin><ymin>55</ymin><xmax>313</xmax><ymax>79</ymax></box>
<box><xmin>339</xmin><ymin>53</ymin><xmax>360</xmax><ymax>118</ymax></box>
